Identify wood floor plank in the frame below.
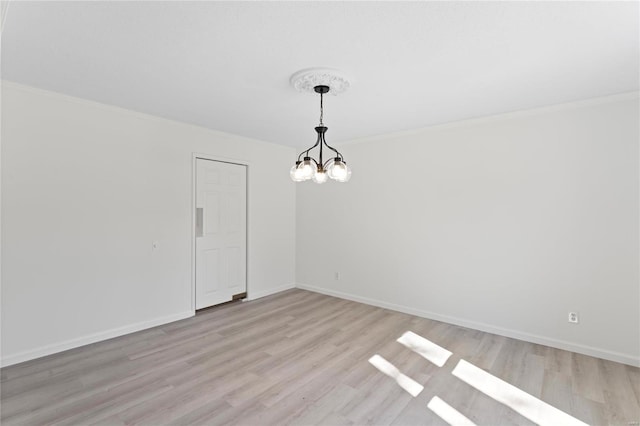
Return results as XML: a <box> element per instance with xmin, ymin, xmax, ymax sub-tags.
<box><xmin>390</xmin><ymin>395</ymin><xmax>448</xmax><ymax>426</ymax></box>
<box><xmin>571</xmin><ymin>352</ymin><xmax>606</xmax><ymax>403</ymax></box>
<box><xmin>628</xmin><ymin>365</ymin><xmax>640</xmax><ymax>406</ymax></box>
<box><xmin>2</xmin><ymin>289</ymin><xmax>638</xmax><ymax>425</ymax></box>
<box><xmin>290</xmin><ymin>383</ymin><xmax>358</xmax><ymax>426</ymax></box>
<box><xmin>545</xmin><ymin>345</ymin><xmax>573</xmax><ymax>376</ymax></box>
<box><xmin>570</xmin><ymin>394</ymin><xmax>608</xmax><ymax>426</ymax></box>
<box><xmin>598</xmin><ymin>359</ymin><xmax>640</xmax><ymax>424</ymax></box>
<box><xmin>541</xmin><ymin>370</ymin><xmax>573</xmax><ymax>414</ymax></box>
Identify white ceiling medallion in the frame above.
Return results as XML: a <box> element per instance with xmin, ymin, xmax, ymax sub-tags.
<box><xmin>290</xmin><ymin>68</ymin><xmax>351</xmax><ymax>95</ymax></box>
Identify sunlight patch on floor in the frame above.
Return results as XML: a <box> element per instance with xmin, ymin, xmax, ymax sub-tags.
<box><xmin>427</xmin><ymin>396</ymin><xmax>477</xmax><ymax>426</ymax></box>
<box><xmin>368</xmin><ymin>354</ymin><xmax>424</xmax><ymax>397</ymax></box>
<box><xmin>452</xmin><ymin>359</ymin><xmax>588</xmax><ymax>426</ymax></box>
<box><xmin>397</xmin><ymin>331</ymin><xmax>452</xmax><ymax>367</ymax></box>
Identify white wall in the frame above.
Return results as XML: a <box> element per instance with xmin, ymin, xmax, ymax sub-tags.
<box><xmin>1</xmin><ymin>82</ymin><xmax>296</xmax><ymax>366</ymax></box>
<box><xmin>3</xmin><ymin>82</ymin><xmax>638</xmax><ymax>368</ymax></box>
<box><xmin>296</xmin><ymin>94</ymin><xmax>640</xmax><ymax>366</ymax></box>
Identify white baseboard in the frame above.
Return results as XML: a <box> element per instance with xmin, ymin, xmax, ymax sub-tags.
<box><xmin>296</xmin><ymin>283</ymin><xmax>640</xmax><ymax>368</ymax></box>
<box><xmin>1</xmin><ymin>310</ymin><xmax>195</xmax><ymax>368</ymax></box>
<box><xmin>247</xmin><ymin>283</ymin><xmax>296</xmax><ymax>301</ymax></box>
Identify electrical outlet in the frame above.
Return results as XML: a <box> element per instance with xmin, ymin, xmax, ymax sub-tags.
<box><xmin>568</xmin><ymin>312</ymin><xmax>579</xmax><ymax>324</ymax></box>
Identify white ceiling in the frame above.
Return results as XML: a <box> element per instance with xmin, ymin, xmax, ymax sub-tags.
<box><xmin>2</xmin><ymin>1</ymin><xmax>638</xmax><ymax>148</ymax></box>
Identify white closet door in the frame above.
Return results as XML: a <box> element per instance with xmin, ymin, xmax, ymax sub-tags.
<box><xmin>195</xmin><ymin>159</ymin><xmax>247</xmax><ymax>309</ymax></box>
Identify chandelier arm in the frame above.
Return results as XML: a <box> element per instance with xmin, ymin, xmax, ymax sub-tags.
<box><xmin>296</xmin><ymin>136</ymin><xmax>322</xmax><ymax>162</ymax></box>
<box><xmin>321</xmin><ymin>139</ymin><xmax>343</xmax><ymax>160</ymax></box>
<box><xmin>318</xmin><ymin>132</ymin><xmax>324</xmax><ymax>167</ymax></box>
<box><xmin>321</xmin><ymin>132</ymin><xmax>345</xmax><ymax>161</ymax></box>
<box><xmin>306</xmin><ymin>133</ymin><xmax>322</xmax><ymax>156</ymax></box>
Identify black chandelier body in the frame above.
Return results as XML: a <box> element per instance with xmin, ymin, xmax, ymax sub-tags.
<box><xmin>290</xmin><ymin>85</ymin><xmax>351</xmax><ymax>183</ymax></box>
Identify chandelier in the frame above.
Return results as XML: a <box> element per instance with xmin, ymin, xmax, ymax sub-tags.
<box><xmin>289</xmin><ymin>69</ymin><xmax>352</xmax><ymax>184</ymax></box>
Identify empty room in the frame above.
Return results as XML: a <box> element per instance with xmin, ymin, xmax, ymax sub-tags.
<box><xmin>1</xmin><ymin>1</ymin><xmax>638</xmax><ymax>425</ymax></box>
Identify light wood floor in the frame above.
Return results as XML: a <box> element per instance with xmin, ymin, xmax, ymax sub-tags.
<box><xmin>1</xmin><ymin>289</ymin><xmax>639</xmax><ymax>425</ymax></box>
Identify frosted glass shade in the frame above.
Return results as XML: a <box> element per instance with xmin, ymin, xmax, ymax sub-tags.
<box><xmin>290</xmin><ymin>164</ymin><xmax>306</xmax><ymax>182</ymax></box>
<box><xmin>327</xmin><ymin>159</ymin><xmax>348</xmax><ymax>181</ymax></box>
<box><xmin>300</xmin><ymin>159</ymin><xmax>315</xmax><ymax>179</ymax></box>
<box><xmin>334</xmin><ymin>164</ymin><xmax>351</xmax><ymax>182</ymax></box>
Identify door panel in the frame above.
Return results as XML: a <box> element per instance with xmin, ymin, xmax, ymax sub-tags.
<box><xmin>204</xmin><ymin>192</ymin><xmax>220</xmax><ymax>234</ymax></box>
<box><xmin>196</xmin><ymin>159</ymin><xmax>247</xmax><ymax>309</ymax></box>
<box><xmin>227</xmin><ymin>246</ymin><xmax>241</xmax><ymax>289</ymax></box>
<box><xmin>203</xmin><ymin>248</ymin><xmax>220</xmax><ymax>294</ymax></box>
<box><xmin>226</xmin><ymin>193</ymin><xmax>241</xmax><ymax>232</ymax></box>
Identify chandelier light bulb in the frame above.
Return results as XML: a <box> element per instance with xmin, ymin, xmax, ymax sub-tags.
<box><xmin>312</xmin><ymin>169</ymin><xmax>328</xmax><ymax>184</ymax></box>
<box><xmin>300</xmin><ymin>157</ymin><xmax>315</xmax><ymax>180</ymax></box>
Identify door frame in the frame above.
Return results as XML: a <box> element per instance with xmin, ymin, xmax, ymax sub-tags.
<box><xmin>191</xmin><ymin>153</ymin><xmax>250</xmax><ymax>311</ymax></box>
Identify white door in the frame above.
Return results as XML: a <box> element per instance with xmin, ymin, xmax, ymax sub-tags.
<box><xmin>195</xmin><ymin>158</ymin><xmax>247</xmax><ymax>309</ymax></box>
